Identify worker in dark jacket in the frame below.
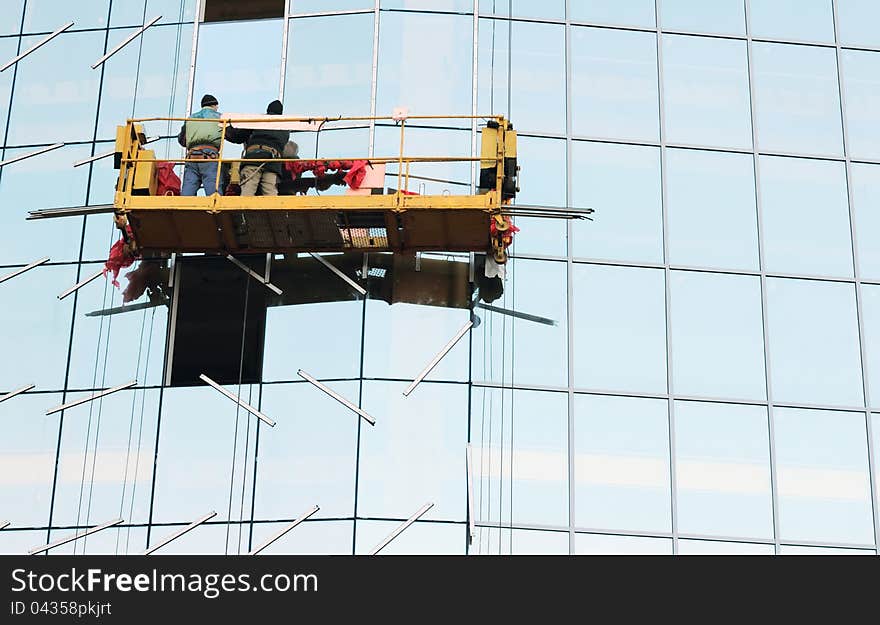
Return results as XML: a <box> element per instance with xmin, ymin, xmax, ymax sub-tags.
<box><xmin>177</xmin><ymin>94</ymin><xmax>224</xmax><ymax>196</ymax></box>
<box><xmin>226</xmin><ymin>99</ymin><xmax>290</xmax><ymax>196</ymax></box>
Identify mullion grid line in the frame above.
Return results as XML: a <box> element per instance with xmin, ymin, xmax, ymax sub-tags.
<box><xmin>830</xmin><ymin>0</ymin><xmax>880</xmax><ymax>555</ymax></box>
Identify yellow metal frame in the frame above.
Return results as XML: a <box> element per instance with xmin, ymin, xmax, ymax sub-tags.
<box><xmin>112</xmin><ymin>114</ymin><xmax>517</xmax><ymax>254</ymax></box>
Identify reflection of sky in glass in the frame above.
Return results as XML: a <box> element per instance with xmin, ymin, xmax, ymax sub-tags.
<box><xmin>660</xmin><ymin>0</ymin><xmax>745</xmax><ymax>35</ymax></box>
<box><xmin>749</xmin><ymin>0</ymin><xmax>834</xmax><ymax>43</ymax></box>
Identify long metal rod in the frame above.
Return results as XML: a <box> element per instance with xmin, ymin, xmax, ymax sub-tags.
<box><xmin>403</xmin><ymin>321</ymin><xmax>473</xmax><ymax>397</ymax></box>
<box><xmin>297</xmin><ymin>369</ymin><xmax>376</xmax><ymax>426</ymax></box>
<box><xmin>466</xmin><ymin>444</ymin><xmax>476</xmax><ymax>545</ymax></box>
<box><xmin>0</xmin><ymin>143</ymin><xmax>64</xmax><ymax>168</ymax></box>
<box><xmin>0</xmin><ymin>21</ymin><xmax>74</xmax><ymax>72</ymax></box>
<box><xmin>143</xmin><ymin>511</ymin><xmax>216</xmax><ymax>555</ymax></box>
<box><xmin>28</xmin><ymin>204</ymin><xmax>115</xmax><ymax>219</ymax></box>
<box><xmin>73</xmin><ymin>137</ymin><xmax>158</xmax><ymax>167</ymax></box>
<box><xmin>248</xmin><ymin>505</ymin><xmax>320</xmax><ymax>555</ymax></box>
<box><xmin>57</xmin><ymin>268</ymin><xmax>104</xmax><ymax>301</ymax></box>
<box><xmin>309</xmin><ymin>253</ymin><xmax>367</xmax><ymax>296</ymax></box>
<box><xmin>475</xmin><ymin>302</ymin><xmax>557</xmax><ymax>327</ymax></box>
<box><xmin>226</xmin><ymin>255</ymin><xmax>283</xmax><ymax>295</ymax></box>
<box><xmin>0</xmin><ymin>521</ymin><xmax>9</xmax><ymax>530</ymax></box>
<box><xmin>45</xmin><ymin>381</ymin><xmax>137</xmax><ymax>416</ymax></box>
<box><xmin>0</xmin><ymin>257</ymin><xmax>49</xmax><ymax>285</ymax></box>
<box><xmin>368</xmin><ymin>502</ymin><xmax>434</xmax><ymax>555</ymax></box>
<box><xmin>0</xmin><ymin>384</ymin><xmax>35</xmax><ymax>404</ymax></box>
<box><xmin>91</xmin><ymin>15</ymin><xmax>162</xmax><ymax>69</ymax></box>
<box><xmin>199</xmin><ymin>374</ymin><xmax>276</xmax><ymax>427</ymax></box>
<box><xmin>28</xmin><ymin>518</ymin><xmax>123</xmax><ymax>555</ymax></box>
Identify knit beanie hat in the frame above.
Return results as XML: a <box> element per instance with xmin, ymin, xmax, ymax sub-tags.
<box><xmin>267</xmin><ymin>100</ymin><xmax>283</xmax><ymax>115</ymax></box>
<box><xmin>201</xmin><ymin>94</ymin><xmax>219</xmax><ymax>107</ymax></box>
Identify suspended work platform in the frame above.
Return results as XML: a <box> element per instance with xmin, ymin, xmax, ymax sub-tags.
<box><xmin>112</xmin><ymin>114</ymin><xmax>522</xmax><ymax>262</ymax></box>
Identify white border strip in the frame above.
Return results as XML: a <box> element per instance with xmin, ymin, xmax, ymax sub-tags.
<box><xmin>297</xmin><ymin>369</ymin><xmax>376</xmax><ymax>426</ymax></box>
<box><xmin>143</xmin><ymin>511</ymin><xmax>217</xmax><ymax>555</ymax></box>
<box><xmin>0</xmin><ymin>257</ymin><xmax>49</xmax><ymax>286</ymax></box>
<box><xmin>369</xmin><ymin>503</ymin><xmax>434</xmax><ymax>555</ymax></box>
<box><xmin>403</xmin><ymin>321</ymin><xmax>473</xmax><ymax>397</ymax></box>
<box><xmin>0</xmin><ymin>21</ymin><xmax>74</xmax><ymax>72</ymax></box>
<box><xmin>249</xmin><ymin>505</ymin><xmax>320</xmax><ymax>555</ymax></box>
<box><xmin>199</xmin><ymin>374</ymin><xmax>276</xmax><ymax>427</ymax></box>
<box><xmin>28</xmin><ymin>518</ymin><xmax>123</xmax><ymax>555</ymax></box>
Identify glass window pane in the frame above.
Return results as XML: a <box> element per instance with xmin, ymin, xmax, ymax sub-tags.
<box><xmin>510</xmin><ymin>136</ymin><xmax>566</xmax><ymax>258</ymax></box>
<box><xmin>571</xmin><ymin>27</ymin><xmax>659</xmax><ymax>142</ymax></box>
<box><xmin>358</xmin><ymin>381</ymin><xmax>467</xmax><ymax>522</ymax></box>
<box><xmin>674</xmin><ymin>401</ymin><xmax>773</xmax><ymax>539</ymax></box>
<box><xmin>0</xmin><ymin>265</ymin><xmax>75</xmax><ymax>390</ymax></box>
<box><xmin>151</xmin><ymin>386</ymin><xmax>259</xmax><ymax>527</ymax></box>
<box><xmin>0</xmin><ymin>144</ymin><xmax>91</xmax><ymax>265</ymax></box>
<box><xmin>872</xmin><ymin>413</ymin><xmax>879</xmax><ymax>519</ymax></box>
<box><xmin>193</xmin><ymin>19</ymin><xmax>282</xmax><ymax>115</ymax></box>
<box><xmin>23</xmin><ymin>0</ymin><xmax>110</xmax><ymax>32</ymax></box>
<box><xmin>678</xmin><ymin>539</ymin><xmax>774</xmax><ymax>555</ymax></box>
<box><xmin>851</xmin><ymin>163</ymin><xmax>880</xmax><ymax>281</ymax></box>
<box><xmin>0</xmin><ymin>392</ymin><xmax>61</xmax><ymax>528</ymax></box>
<box><xmin>574</xmin><ymin>394</ymin><xmax>671</xmax><ymax>533</ymax></box>
<box><xmin>570</xmin><ymin>0</ymin><xmax>655</xmax><ymax>28</ymax></box>
<box><xmin>671</xmin><ymin>272</ymin><xmax>766</xmax><ymax>400</ymax></box>
<box><xmin>145</xmin><ymin>523</ymin><xmax>233</xmax><ymax>555</ymax></box>
<box><xmin>294</xmin><ymin>0</ymin><xmax>372</xmax><ymax>11</ymax></box>
<box><xmin>759</xmin><ymin>156</ymin><xmax>853</xmax><ymax>278</ymax></box>
<box><xmin>252</xmin><ymin>520</ymin><xmax>352</xmax><ymax>555</ymax></box>
<box><xmin>510</xmin><ymin>529</ymin><xmax>568</xmax><ymax>554</ymax></box>
<box><xmin>374</xmin><ymin>125</ymin><xmax>471</xmax><ymax>195</ymax></box>
<box><xmin>666</xmin><ymin>149</ymin><xmax>759</xmax><ymax>271</ymax></box>
<box><xmin>49</xmin><ymin>389</ymin><xmax>160</xmax><ymax>529</ymax></box>
<box><xmin>472</xmin><ymin>259</ymin><xmax>568</xmax><ymax>388</ymax></box>
<box><xmin>752</xmin><ymin>42</ymin><xmax>842</xmax><ymax>155</ymax></box>
<box><xmin>285</xmin><ymin>14</ymin><xmax>373</xmax><ymax>118</ymax></box>
<box><xmin>749</xmin><ymin>0</ymin><xmax>834</xmax><ymax>43</ymax></box>
<box><xmin>861</xmin><ymin>286</ymin><xmax>880</xmax><ymax>409</ymax></box>
<box><xmin>575</xmin><ymin>533</ymin><xmax>672</xmax><ymax>555</ymax></box>
<box><xmin>767</xmin><ymin>278</ymin><xmax>864</xmax><ymax>407</ymax></box>
<box><xmin>774</xmin><ymin>407</ymin><xmax>874</xmax><ymax>545</ymax></box>
<box><xmin>841</xmin><ymin>50</ymin><xmax>880</xmax><ymax>161</ymax></box>
<box><xmin>254</xmin><ymin>382</ymin><xmax>357</xmax><ymax>520</ymax></box>
<box><xmin>572</xmin><ymin>142</ymin><xmax>663</xmax><ymax>263</ymax></box>
<box><xmin>95</xmin><ymin>23</ymin><xmax>193</xmax><ymax>142</ymax></box>
<box><xmin>377</xmin><ymin>12</ymin><xmax>472</xmax><ymax>120</ymax></box>
<box><xmin>660</xmin><ymin>0</ymin><xmax>745</xmax><ymax>35</ymax></box>
<box><xmin>513</xmin><ymin>22</ymin><xmax>565</xmax><ymax>135</ymax></box>
<box><xmin>479</xmin><ymin>0</ymin><xmax>564</xmax><ymax>20</ymax></box>
<box><xmin>355</xmin><ymin>521</ymin><xmax>465</xmax><ymax>555</ymax></box>
<box><xmin>837</xmin><ymin>0</ymin><xmax>880</xmax><ymax>47</ymax></box>
<box><xmin>573</xmin><ymin>265</ymin><xmax>667</xmax><ymax>394</ymax></box>
<box><xmin>0</xmin><ymin>2</ymin><xmax>24</xmax><ymax>35</ymax></box>
<box><xmin>0</xmin><ymin>530</ymin><xmax>53</xmax><ymax>556</ymax></box>
<box><xmin>381</xmin><ymin>0</ymin><xmax>471</xmax><ymax>11</ymax></box>
<box><xmin>111</xmin><ymin>0</ymin><xmax>198</xmax><ymax>27</ymax></box>
<box><xmin>471</xmin><ymin>389</ymin><xmax>568</xmax><ymax>527</ymax></box>
<box><xmin>661</xmin><ymin>35</ymin><xmax>752</xmax><ymax>149</ymax></box>
<box><xmin>7</xmin><ymin>31</ymin><xmax>103</xmax><ymax>145</ymax></box>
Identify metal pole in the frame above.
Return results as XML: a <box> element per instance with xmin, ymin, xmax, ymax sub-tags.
<box><xmin>28</xmin><ymin>518</ymin><xmax>124</xmax><ymax>555</ymax></box>
<box><xmin>0</xmin><ymin>384</ymin><xmax>35</xmax><ymax>405</ymax></box>
<box><xmin>226</xmin><ymin>255</ymin><xmax>283</xmax><ymax>295</ymax></box>
<box><xmin>45</xmin><ymin>381</ymin><xmax>137</xmax><ymax>416</ymax></box>
<box><xmin>57</xmin><ymin>268</ymin><xmax>104</xmax><ymax>301</ymax></box>
<box><xmin>249</xmin><ymin>505</ymin><xmax>320</xmax><ymax>555</ymax></box>
<box><xmin>467</xmin><ymin>444</ymin><xmax>476</xmax><ymax>545</ymax></box>
<box><xmin>0</xmin><ymin>257</ymin><xmax>49</xmax><ymax>286</ymax></box>
<box><xmin>200</xmin><ymin>374</ymin><xmax>277</xmax><ymax>427</ymax></box>
<box><xmin>309</xmin><ymin>252</ymin><xmax>366</xmax><ymax>296</ymax></box>
<box><xmin>403</xmin><ymin>321</ymin><xmax>473</xmax><ymax>397</ymax></box>
<box><xmin>297</xmin><ymin>369</ymin><xmax>376</xmax><ymax>425</ymax></box>
<box><xmin>143</xmin><ymin>511</ymin><xmax>217</xmax><ymax>555</ymax></box>
<box><xmin>0</xmin><ymin>143</ymin><xmax>64</xmax><ymax>168</ymax></box>
<box><xmin>91</xmin><ymin>15</ymin><xmax>162</xmax><ymax>69</ymax></box>
<box><xmin>369</xmin><ymin>502</ymin><xmax>434</xmax><ymax>555</ymax></box>
<box><xmin>0</xmin><ymin>21</ymin><xmax>74</xmax><ymax>72</ymax></box>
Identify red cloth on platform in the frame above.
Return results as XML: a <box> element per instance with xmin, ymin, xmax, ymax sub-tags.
<box><xmin>156</xmin><ymin>161</ymin><xmax>181</xmax><ymax>196</ymax></box>
<box><xmin>343</xmin><ymin>160</ymin><xmax>368</xmax><ymax>189</ymax></box>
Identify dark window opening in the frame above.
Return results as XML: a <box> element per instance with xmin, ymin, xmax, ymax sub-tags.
<box><xmin>203</xmin><ymin>0</ymin><xmax>285</xmax><ymax>23</ymax></box>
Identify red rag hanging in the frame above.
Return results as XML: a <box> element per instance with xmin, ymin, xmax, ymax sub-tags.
<box><xmin>343</xmin><ymin>160</ymin><xmax>368</xmax><ymax>189</ymax></box>
<box><xmin>156</xmin><ymin>161</ymin><xmax>181</xmax><ymax>196</ymax></box>
<box><xmin>103</xmin><ymin>225</ymin><xmax>138</xmax><ymax>288</ymax></box>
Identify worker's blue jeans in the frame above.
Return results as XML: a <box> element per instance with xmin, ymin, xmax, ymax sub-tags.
<box><xmin>181</xmin><ymin>160</ymin><xmax>219</xmax><ymax>196</ymax></box>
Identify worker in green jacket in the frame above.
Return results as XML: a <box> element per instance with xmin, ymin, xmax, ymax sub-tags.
<box><xmin>177</xmin><ymin>94</ymin><xmax>224</xmax><ymax>196</ymax></box>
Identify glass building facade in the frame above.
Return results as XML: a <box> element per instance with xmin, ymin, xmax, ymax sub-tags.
<box><xmin>1</xmin><ymin>0</ymin><xmax>880</xmax><ymax>555</ymax></box>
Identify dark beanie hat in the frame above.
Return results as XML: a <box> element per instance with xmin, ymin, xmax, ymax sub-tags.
<box><xmin>201</xmin><ymin>94</ymin><xmax>218</xmax><ymax>107</ymax></box>
<box><xmin>267</xmin><ymin>100</ymin><xmax>283</xmax><ymax>115</ymax></box>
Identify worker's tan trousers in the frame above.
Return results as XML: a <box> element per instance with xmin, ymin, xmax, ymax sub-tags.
<box><xmin>240</xmin><ymin>166</ymin><xmax>279</xmax><ymax>196</ymax></box>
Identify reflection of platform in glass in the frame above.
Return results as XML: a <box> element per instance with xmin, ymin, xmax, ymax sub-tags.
<box><xmin>122</xmin><ymin>192</ymin><xmax>496</xmax><ymax>254</ymax></box>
